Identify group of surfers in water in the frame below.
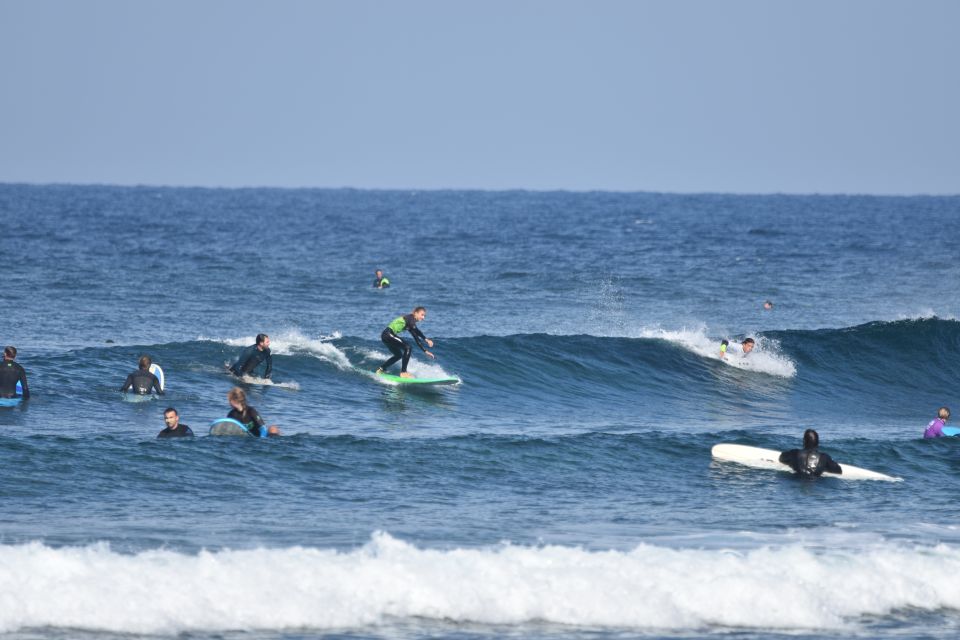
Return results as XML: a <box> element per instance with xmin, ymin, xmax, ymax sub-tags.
<box><xmin>1</xmin><ymin>278</ymin><xmax>953</xmax><ymax>464</ymax></box>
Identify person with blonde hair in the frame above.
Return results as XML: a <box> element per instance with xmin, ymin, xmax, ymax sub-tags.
<box><xmin>923</xmin><ymin>407</ymin><xmax>951</xmax><ymax>439</ymax></box>
<box><xmin>226</xmin><ymin>386</ymin><xmax>267</xmax><ymax>437</ymax></box>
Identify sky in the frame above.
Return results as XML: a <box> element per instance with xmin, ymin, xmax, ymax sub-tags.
<box><xmin>1</xmin><ymin>0</ymin><xmax>958</xmax><ymax>194</ymax></box>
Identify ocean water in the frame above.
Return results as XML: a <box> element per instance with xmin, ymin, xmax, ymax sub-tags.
<box><xmin>1</xmin><ymin>184</ymin><xmax>959</xmax><ymax>639</ymax></box>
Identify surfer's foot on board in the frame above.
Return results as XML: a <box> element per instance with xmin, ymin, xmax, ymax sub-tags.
<box><xmin>400</xmin><ymin>371</ymin><xmax>414</xmax><ymax>378</ymax></box>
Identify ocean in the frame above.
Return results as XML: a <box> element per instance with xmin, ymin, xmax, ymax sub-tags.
<box><xmin>1</xmin><ymin>184</ymin><xmax>959</xmax><ymax>639</ymax></box>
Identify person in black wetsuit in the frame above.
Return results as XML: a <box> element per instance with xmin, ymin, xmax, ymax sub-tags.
<box><xmin>0</xmin><ymin>346</ymin><xmax>29</xmax><ymax>399</ymax></box>
<box><xmin>779</xmin><ymin>429</ymin><xmax>842</xmax><ymax>477</ymax></box>
<box><xmin>120</xmin><ymin>355</ymin><xmax>163</xmax><ymax>396</ymax></box>
<box><xmin>376</xmin><ymin>307</ymin><xmax>435</xmax><ymax>378</ymax></box>
<box><xmin>229</xmin><ymin>333</ymin><xmax>272</xmax><ymax>379</ymax></box>
<box><xmin>157</xmin><ymin>407</ymin><xmax>194</xmax><ymax>438</ymax></box>
<box><xmin>227</xmin><ymin>386</ymin><xmax>267</xmax><ymax>437</ymax></box>
<box><xmin>373</xmin><ymin>269</ymin><xmax>390</xmax><ymax>288</ymax></box>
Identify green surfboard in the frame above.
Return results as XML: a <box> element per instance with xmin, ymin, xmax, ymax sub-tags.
<box><xmin>376</xmin><ymin>372</ymin><xmax>460</xmax><ymax>386</ymax></box>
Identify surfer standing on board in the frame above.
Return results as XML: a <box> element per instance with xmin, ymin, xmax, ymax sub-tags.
<box><xmin>0</xmin><ymin>346</ymin><xmax>29</xmax><ymax>399</ymax></box>
<box><xmin>376</xmin><ymin>307</ymin><xmax>435</xmax><ymax>378</ymax></box>
<box><xmin>720</xmin><ymin>337</ymin><xmax>755</xmax><ymax>359</ymax></box>
<box><xmin>229</xmin><ymin>333</ymin><xmax>273</xmax><ymax>379</ymax></box>
<box><xmin>779</xmin><ymin>429</ymin><xmax>842</xmax><ymax>477</ymax></box>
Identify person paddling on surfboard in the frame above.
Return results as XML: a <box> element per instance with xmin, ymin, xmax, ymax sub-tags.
<box><xmin>376</xmin><ymin>306</ymin><xmax>435</xmax><ymax>378</ymax></box>
<box><xmin>229</xmin><ymin>333</ymin><xmax>273</xmax><ymax>379</ymax></box>
<box><xmin>0</xmin><ymin>346</ymin><xmax>29</xmax><ymax>399</ymax></box>
<box><xmin>779</xmin><ymin>429</ymin><xmax>842</xmax><ymax>477</ymax></box>
<box><xmin>120</xmin><ymin>355</ymin><xmax>164</xmax><ymax>396</ymax></box>
<box><xmin>923</xmin><ymin>407</ymin><xmax>951</xmax><ymax>438</ymax></box>
<box><xmin>720</xmin><ymin>337</ymin><xmax>755</xmax><ymax>359</ymax></box>
<box><xmin>226</xmin><ymin>387</ymin><xmax>268</xmax><ymax>437</ymax></box>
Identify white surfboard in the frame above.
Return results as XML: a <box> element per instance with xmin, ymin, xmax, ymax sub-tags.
<box><xmin>149</xmin><ymin>363</ymin><xmax>165</xmax><ymax>391</ymax></box>
<box><xmin>711</xmin><ymin>443</ymin><xmax>902</xmax><ymax>482</ymax></box>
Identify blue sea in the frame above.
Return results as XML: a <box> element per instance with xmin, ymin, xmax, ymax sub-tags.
<box><xmin>1</xmin><ymin>184</ymin><xmax>959</xmax><ymax>639</ymax></box>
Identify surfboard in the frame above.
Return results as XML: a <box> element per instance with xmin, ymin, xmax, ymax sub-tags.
<box><xmin>149</xmin><ymin>363</ymin><xmax>165</xmax><ymax>391</ymax></box>
<box><xmin>941</xmin><ymin>427</ymin><xmax>960</xmax><ymax>437</ymax></box>
<box><xmin>209</xmin><ymin>418</ymin><xmax>255</xmax><ymax>437</ymax></box>
<box><xmin>1</xmin><ymin>381</ymin><xmax>24</xmax><ymax>406</ymax></box>
<box><xmin>375</xmin><ymin>372</ymin><xmax>461</xmax><ymax>386</ymax></box>
<box><xmin>711</xmin><ymin>443</ymin><xmax>901</xmax><ymax>482</ymax></box>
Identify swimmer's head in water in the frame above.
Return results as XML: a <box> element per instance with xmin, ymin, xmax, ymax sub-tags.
<box><xmin>763</xmin><ymin>301</ymin><xmax>773</xmax><ymax>310</ymax></box>
<box><xmin>742</xmin><ymin>338</ymin><xmax>755</xmax><ymax>354</ymax></box>
<box><xmin>803</xmin><ymin>429</ymin><xmax>819</xmax><ymax>449</ymax></box>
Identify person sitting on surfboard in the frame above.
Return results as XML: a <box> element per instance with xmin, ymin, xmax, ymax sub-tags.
<box><xmin>157</xmin><ymin>407</ymin><xmax>194</xmax><ymax>438</ymax></box>
<box><xmin>229</xmin><ymin>333</ymin><xmax>273</xmax><ymax>379</ymax></box>
<box><xmin>226</xmin><ymin>387</ymin><xmax>267</xmax><ymax>437</ymax></box>
<box><xmin>373</xmin><ymin>269</ymin><xmax>390</xmax><ymax>289</ymax></box>
<box><xmin>0</xmin><ymin>346</ymin><xmax>29</xmax><ymax>399</ymax></box>
<box><xmin>779</xmin><ymin>429</ymin><xmax>842</xmax><ymax>477</ymax></box>
<box><xmin>376</xmin><ymin>306</ymin><xmax>435</xmax><ymax>378</ymax></box>
<box><xmin>720</xmin><ymin>337</ymin><xmax>755</xmax><ymax>359</ymax></box>
<box><xmin>120</xmin><ymin>355</ymin><xmax>164</xmax><ymax>396</ymax></box>
<box><xmin>923</xmin><ymin>407</ymin><xmax>951</xmax><ymax>438</ymax></box>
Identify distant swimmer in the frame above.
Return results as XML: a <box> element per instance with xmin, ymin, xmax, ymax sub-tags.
<box><xmin>0</xmin><ymin>346</ymin><xmax>29</xmax><ymax>399</ymax></box>
<box><xmin>373</xmin><ymin>269</ymin><xmax>390</xmax><ymax>289</ymax></box>
<box><xmin>720</xmin><ymin>337</ymin><xmax>755</xmax><ymax>359</ymax></box>
<box><xmin>376</xmin><ymin>306</ymin><xmax>435</xmax><ymax>378</ymax></box>
<box><xmin>121</xmin><ymin>355</ymin><xmax>164</xmax><ymax>396</ymax></box>
<box><xmin>923</xmin><ymin>407</ymin><xmax>951</xmax><ymax>438</ymax></box>
<box><xmin>763</xmin><ymin>300</ymin><xmax>774</xmax><ymax>310</ymax></box>
<box><xmin>227</xmin><ymin>386</ymin><xmax>267</xmax><ymax>437</ymax></box>
<box><xmin>230</xmin><ymin>333</ymin><xmax>272</xmax><ymax>379</ymax></box>
<box><xmin>779</xmin><ymin>429</ymin><xmax>842</xmax><ymax>477</ymax></box>
<box><xmin>157</xmin><ymin>407</ymin><xmax>195</xmax><ymax>438</ymax></box>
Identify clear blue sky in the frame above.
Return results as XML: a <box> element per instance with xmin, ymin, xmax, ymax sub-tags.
<box><xmin>1</xmin><ymin>0</ymin><xmax>958</xmax><ymax>194</ymax></box>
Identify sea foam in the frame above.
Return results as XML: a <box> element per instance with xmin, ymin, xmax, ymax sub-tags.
<box><xmin>1</xmin><ymin>533</ymin><xmax>958</xmax><ymax>634</ymax></box>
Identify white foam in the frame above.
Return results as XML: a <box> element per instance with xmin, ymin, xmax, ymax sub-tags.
<box><xmin>212</xmin><ymin>329</ymin><xmax>353</xmax><ymax>371</ymax></box>
<box><xmin>1</xmin><ymin>534</ymin><xmax>959</xmax><ymax>634</ymax></box>
<box><xmin>638</xmin><ymin>326</ymin><xmax>797</xmax><ymax>378</ymax></box>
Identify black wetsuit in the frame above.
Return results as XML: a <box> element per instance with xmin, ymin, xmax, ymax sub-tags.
<box><xmin>0</xmin><ymin>360</ymin><xmax>29</xmax><ymax>398</ymax></box>
<box><xmin>228</xmin><ymin>406</ymin><xmax>266</xmax><ymax>436</ymax></box>
<box><xmin>374</xmin><ymin>277</ymin><xmax>390</xmax><ymax>288</ymax></box>
<box><xmin>157</xmin><ymin>424</ymin><xmax>195</xmax><ymax>438</ymax></box>
<box><xmin>120</xmin><ymin>368</ymin><xmax>163</xmax><ymax>395</ymax></box>
<box><xmin>380</xmin><ymin>314</ymin><xmax>428</xmax><ymax>373</ymax></box>
<box><xmin>779</xmin><ymin>447</ymin><xmax>843</xmax><ymax>477</ymax></box>
<box><xmin>230</xmin><ymin>345</ymin><xmax>273</xmax><ymax>378</ymax></box>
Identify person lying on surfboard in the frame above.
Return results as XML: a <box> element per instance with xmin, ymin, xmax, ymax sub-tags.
<box><xmin>376</xmin><ymin>306</ymin><xmax>435</xmax><ymax>378</ymax></box>
<box><xmin>923</xmin><ymin>407</ymin><xmax>951</xmax><ymax>438</ymax></box>
<box><xmin>720</xmin><ymin>337</ymin><xmax>755</xmax><ymax>359</ymax></box>
<box><xmin>229</xmin><ymin>333</ymin><xmax>273</xmax><ymax>379</ymax></box>
<box><xmin>779</xmin><ymin>429</ymin><xmax>842</xmax><ymax>477</ymax></box>
<box><xmin>120</xmin><ymin>355</ymin><xmax>164</xmax><ymax>396</ymax></box>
